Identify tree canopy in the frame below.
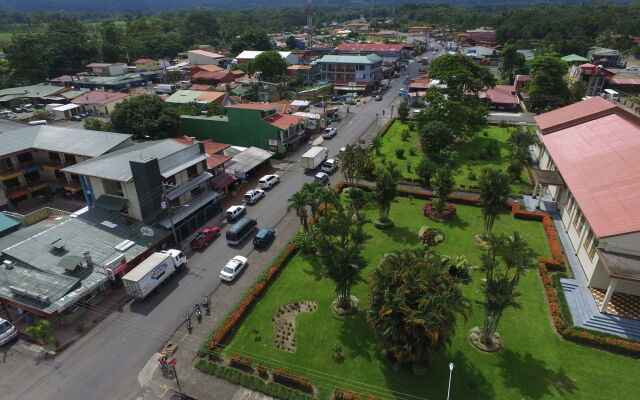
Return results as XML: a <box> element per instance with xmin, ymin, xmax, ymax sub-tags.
<box><xmin>251</xmin><ymin>50</ymin><xmax>287</xmax><ymax>80</ymax></box>
<box><xmin>527</xmin><ymin>53</ymin><xmax>570</xmax><ymax>110</ymax></box>
<box><xmin>110</xmin><ymin>95</ymin><xmax>180</xmax><ymax>139</ymax></box>
<box><xmin>428</xmin><ymin>53</ymin><xmax>496</xmax><ymax>100</ymax></box>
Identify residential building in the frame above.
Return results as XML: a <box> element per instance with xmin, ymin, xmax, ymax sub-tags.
<box><xmin>71</xmin><ymin>91</ymin><xmax>130</xmax><ymax>116</ymax></box>
<box><xmin>189</xmin><ymin>64</ymin><xmax>224</xmax><ymax>76</ymax></box>
<box><xmin>0</xmin><ymin>126</ymin><xmax>133</xmax><ymax>211</ymax></box>
<box><xmin>51</xmin><ymin>104</ymin><xmax>83</xmax><ymax>120</ymax></box>
<box><xmin>257</xmin><ymin>81</ymin><xmax>283</xmax><ymax>102</ymax></box>
<box><xmin>134</xmin><ymin>59</ymin><xmax>160</xmax><ymax>71</ymax></box>
<box><xmin>191</xmin><ymin>70</ymin><xmax>236</xmax><ymax>85</ymax></box>
<box><xmin>463</xmin><ymin>46</ymin><xmax>499</xmax><ymax>66</ymax></box>
<box><xmin>532</xmin><ymin>97</ymin><xmax>640</xmax><ymax>308</ymax></box>
<box><xmin>62</xmin><ymin>140</ymin><xmax>221</xmax><ymax>242</ymax></box>
<box><xmin>479</xmin><ymin>85</ymin><xmax>520</xmax><ymax>111</ymax></box>
<box><xmin>335</xmin><ymin>43</ymin><xmax>409</xmax><ymax>60</ymax></box>
<box><xmin>0</xmin><ymin>84</ymin><xmax>68</xmax><ymax>108</ymax></box>
<box><xmin>86</xmin><ymin>62</ymin><xmax>128</xmax><ymax>77</ymax></box>
<box><xmin>347</xmin><ymin>22</ymin><xmax>369</xmax><ymax>32</ymax></box>
<box><xmin>569</xmin><ymin>63</ymin><xmax>614</xmax><ymax>97</ymax></box>
<box><xmin>49</xmin><ymin>75</ymin><xmax>79</xmax><ymax>87</ymax></box>
<box><xmin>171</xmin><ymin>137</ymin><xmax>235</xmax><ymax>192</ymax></box>
<box><xmin>586</xmin><ymin>47</ymin><xmax>623</xmax><ymax>68</ymax></box>
<box><xmin>371</xmin><ymin>30</ymin><xmax>398</xmax><ymax>38</ymax></box>
<box><xmin>187</xmin><ymin>50</ymin><xmax>225</xmax><ymax>66</ymax></box>
<box><xmin>74</xmin><ymin>73</ymin><xmax>150</xmax><ymax>90</ymax></box>
<box><xmin>235</xmin><ymin>51</ymin><xmax>299</xmax><ymax>66</ymax></box>
<box><xmin>607</xmin><ymin>78</ymin><xmax>640</xmax><ymax>94</ymax></box>
<box><xmin>312</xmin><ymin>54</ymin><xmax>383</xmax><ymax>92</ymax></box>
<box><xmin>164</xmin><ymin>90</ymin><xmax>228</xmax><ymax>106</ymax></box>
<box><xmin>465</xmin><ymin>28</ymin><xmax>496</xmax><ymax>45</ymax></box>
<box><xmin>180</xmin><ymin>103</ymin><xmax>309</xmax><ymax>154</ymax></box>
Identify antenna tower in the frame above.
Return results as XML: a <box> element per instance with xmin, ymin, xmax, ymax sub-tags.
<box><xmin>306</xmin><ymin>0</ymin><xmax>313</xmax><ymax>48</ymax></box>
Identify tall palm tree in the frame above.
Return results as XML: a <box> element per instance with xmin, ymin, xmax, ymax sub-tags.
<box><xmin>373</xmin><ymin>163</ymin><xmax>401</xmax><ymax>223</ymax></box>
<box><xmin>301</xmin><ymin>182</ymin><xmax>322</xmax><ymax>220</ymax></box>
<box><xmin>368</xmin><ymin>248</ymin><xmax>471</xmax><ymax>364</ymax></box>
<box><xmin>287</xmin><ymin>191</ymin><xmax>309</xmax><ymax>232</ymax></box>
<box><xmin>479</xmin><ymin>232</ymin><xmax>534</xmax><ymax>346</ymax></box>
<box><xmin>370</xmin><ymin>136</ymin><xmax>383</xmax><ymax>156</ymax></box>
<box><xmin>316</xmin><ymin>186</ymin><xmax>338</xmax><ymax>217</ymax></box>
<box><xmin>478</xmin><ymin>168</ymin><xmax>511</xmax><ymax>238</ymax></box>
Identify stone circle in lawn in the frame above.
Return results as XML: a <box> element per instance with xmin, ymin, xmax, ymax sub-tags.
<box><xmin>271</xmin><ymin>301</ymin><xmax>317</xmax><ymax>353</ymax></box>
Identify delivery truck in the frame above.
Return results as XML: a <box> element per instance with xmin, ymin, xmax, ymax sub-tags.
<box><xmin>122</xmin><ymin>250</ymin><xmax>187</xmax><ymax>299</ymax></box>
<box><xmin>300</xmin><ymin>146</ymin><xmax>328</xmax><ymax>171</ymax></box>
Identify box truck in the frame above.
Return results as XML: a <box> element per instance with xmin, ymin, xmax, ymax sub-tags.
<box><xmin>300</xmin><ymin>146</ymin><xmax>328</xmax><ymax>171</ymax></box>
<box><xmin>122</xmin><ymin>250</ymin><xmax>187</xmax><ymax>299</ymax></box>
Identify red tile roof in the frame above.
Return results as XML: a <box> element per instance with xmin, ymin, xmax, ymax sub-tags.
<box><xmin>535</xmin><ymin>96</ymin><xmax>617</xmax><ymax>134</ymax></box>
<box><xmin>189</xmin><ymin>84</ymin><xmax>211</xmax><ymax>91</ymax></box>
<box><xmin>409</xmin><ymin>79</ymin><xmax>430</xmax><ymax>89</ymax></box>
<box><xmin>264</xmin><ymin>113</ymin><xmax>308</xmax><ymax>130</ymax></box>
<box><xmin>479</xmin><ymin>85</ymin><xmax>519</xmax><ymax>105</ymax></box>
<box><xmin>196</xmin><ymin>91</ymin><xmax>226</xmax><ymax>104</ymax></box>
<box><xmin>72</xmin><ymin>91</ymin><xmax>129</xmax><ymax>104</ymax></box>
<box><xmin>541</xmin><ymin>113</ymin><xmax>640</xmax><ymax>238</ymax></box>
<box><xmin>192</xmin><ymin>71</ymin><xmax>235</xmax><ymax>80</ymax></box>
<box><xmin>336</xmin><ymin>43</ymin><xmax>404</xmax><ymax>52</ymax></box>
<box><xmin>171</xmin><ymin>136</ymin><xmax>231</xmax><ymax>166</ymax></box>
<box><xmin>206</xmin><ymin>154</ymin><xmax>232</xmax><ymax>169</ymax></box>
<box><xmin>191</xmin><ymin>64</ymin><xmax>225</xmax><ymax>72</ymax></box>
<box><xmin>610</xmin><ymin>78</ymin><xmax>640</xmax><ymax>85</ymax></box>
<box><xmin>134</xmin><ymin>58</ymin><xmax>155</xmax><ymax>63</ymax></box>
<box><xmin>227</xmin><ymin>103</ymin><xmax>278</xmax><ymax>111</ymax></box>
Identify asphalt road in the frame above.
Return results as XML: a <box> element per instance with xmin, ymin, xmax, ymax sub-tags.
<box><xmin>0</xmin><ymin>61</ymin><xmax>421</xmax><ymax>400</ymax></box>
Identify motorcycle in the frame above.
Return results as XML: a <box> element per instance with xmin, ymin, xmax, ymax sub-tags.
<box><xmin>158</xmin><ymin>356</ymin><xmax>169</xmax><ymax>371</ymax></box>
<box><xmin>194</xmin><ymin>304</ymin><xmax>202</xmax><ymax>322</ymax></box>
<box><xmin>203</xmin><ymin>296</ymin><xmax>211</xmax><ymax>315</ymax></box>
<box><xmin>185</xmin><ymin>312</ymin><xmax>192</xmax><ymax>332</ymax></box>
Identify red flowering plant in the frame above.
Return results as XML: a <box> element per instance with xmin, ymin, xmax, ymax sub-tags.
<box><xmin>423</xmin><ymin>200</ymin><xmax>457</xmax><ymax>221</ymax></box>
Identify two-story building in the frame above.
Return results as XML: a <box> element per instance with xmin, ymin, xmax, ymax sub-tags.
<box><xmin>312</xmin><ymin>54</ymin><xmax>383</xmax><ymax>93</ymax></box>
<box><xmin>586</xmin><ymin>47</ymin><xmax>623</xmax><ymax>68</ymax></box>
<box><xmin>569</xmin><ymin>63</ymin><xmax>615</xmax><ymax>96</ymax></box>
<box><xmin>335</xmin><ymin>43</ymin><xmax>409</xmax><ymax>61</ymax></box>
<box><xmin>187</xmin><ymin>50</ymin><xmax>225</xmax><ymax>66</ymax></box>
<box><xmin>180</xmin><ymin>103</ymin><xmax>308</xmax><ymax>154</ymax></box>
<box><xmin>134</xmin><ymin>59</ymin><xmax>160</xmax><ymax>71</ymax></box>
<box><xmin>532</xmin><ymin>97</ymin><xmax>640</xmax><ymax>313</ymax></box>
<box><xmin>71</xmin><ymin>91</ymin><xmax>131</xmax><ymax>116</ymax></box>
<box><xmin>0</xmin><ymin>126</ymin><xmax>133</xmax><ymax>211</ymax></box>
<box><xmin>62</xmin><ymin>140</ymin><xmax>221</xmax><ymax>243</ymax></box>
<box><xmin>86</xmin><ymin>62</ymin><xmax>128</xmax><ymax>77</ymax></box>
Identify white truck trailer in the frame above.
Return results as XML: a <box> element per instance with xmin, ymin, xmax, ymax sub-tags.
<box><xmin>122</xmin><ymin>250</ymin><xmax>187</xmax><ymax>299</ymax></box>
<box><xmin>300</xmin><ymin>146</ymin><xmax>328</xmax><ymax>171</ymax></box>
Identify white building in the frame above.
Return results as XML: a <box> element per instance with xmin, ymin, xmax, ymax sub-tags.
<box><xmin>187</xmin><ymin>49</ymin><xmax>225</xmax><ymax>66</ymax></box>
<box><xmin>235</xmin><ymin>50</ymin><xmax>299</xmax><ymax>66</ymax></box>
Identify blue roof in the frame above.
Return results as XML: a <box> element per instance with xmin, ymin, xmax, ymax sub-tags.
<box><xmin>0</xmin><ymin>214</ymin><xmax>20</xmax><ymax>233</ymax></box>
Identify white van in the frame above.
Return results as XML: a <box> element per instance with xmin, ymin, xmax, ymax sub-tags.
<box><xmin>603</xmin><ymin>89</ymin><xmax>620</xmax><ymax>102</ymax></box>
<box><xmin>0</xmin><ymin>318</ymin><xmax>17</xmax><ymax>346</ymax></box>
<box><xmin>28</xmin><ymin>120</ymin><xmax>48</xmax><ymax>126</ymax></box>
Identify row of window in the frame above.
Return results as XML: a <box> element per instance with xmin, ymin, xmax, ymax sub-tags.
<box><xmin>565</xmin><ymin>193</ymin><xmax>597</xmax><ymax>259</ymax></box>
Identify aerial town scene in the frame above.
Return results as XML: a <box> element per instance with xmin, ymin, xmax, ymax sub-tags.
<box><xmin>0</xmin><ymin>0</ymin><xmax>639</xmax><ymax>399</ymax></box>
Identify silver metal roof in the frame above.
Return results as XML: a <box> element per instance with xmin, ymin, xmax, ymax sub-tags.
<box><xmin>0</xmin><ymin>125</ymin><xmax>132</xmax><ymax>158</ymax></box>
<box><xmin>224</xmin><ymin>146</ymin><xmax>274</xmax><ymax>175</ymax></box>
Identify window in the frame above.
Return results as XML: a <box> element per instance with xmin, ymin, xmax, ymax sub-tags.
<box><xmin>583</xmin><ymin>230</ymin><xmax>597</xmax><ymax>259</ymax></box>
<box><xmin>577</xmin><ymin>215</ymin><xmax>587</xmax><ymax>235</ymax></box>
<box><xmin>65</xmin><ymin>154</ymin><xmax>76</xmax><ymax>165</ymax></box>
<box><xmin>0</xmin><ymin>158</ymin><xmax>13</xmax><ymax>171</ymax></box>
<box><xmin>191</xmin><ymin>185</ymin><xmax>204</xmax><ymax>199</ymax></box>
<box><xmin>24</xmin><ymin>170</ymin><xmax>40</xmax><ymax>182</ymax></box>
<box><xmin>186</xmin><ymin>165</ymin><xmax>199</xmax><ymax>181</ymax></box>
<box><xmin>164</xmin><ymin>176</ymin><xmax>176</xmax><ymax>186</ymax></box>
<box><xmin>17</xmin><ymin>152</ymin><xmax>34</xmax><ymax>164</ymax></box>
<box><xmin>572</xmin><ymin>210</ymin><xmax>582</xmax><ymax>229</ymax></box>
<box><xmin>565</xmin><ymin>194</ymin><xmax>575</xmax><ymax>214</ymax></box>
<box><xmin>49</xmin><ymin>152</ymin><xmax>60</xmax><ymax>162</ymax></box>
<box><xmin>103</xmin><ymin>179</ymin><xmax>124</xmax><ymax>197</ymax></box>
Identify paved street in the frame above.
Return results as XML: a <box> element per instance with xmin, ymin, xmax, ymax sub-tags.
<box><xmin>0</xmin><ymin>60</ymin><xmax>420</xmax><ymax>400</ymax></box>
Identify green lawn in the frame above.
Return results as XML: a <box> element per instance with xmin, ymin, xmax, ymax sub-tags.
<box><xmin>221</xmin><ymin>197</ymin><xmax>639</xmax><ymax>399</ymax></box>
<box><xmin>374</xmin><ymin>122</ymin><xmax>532</xmax><ymax>194</ymax></box>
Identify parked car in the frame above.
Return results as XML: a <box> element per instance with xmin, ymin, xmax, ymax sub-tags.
<box><xmin>321</xmin><ymin>159</ymin><xmax>338</xmax><ymax>174</ymax></box>
<box><xmin>243</xmin><ymin>189</ymin><xmax>265</xmax><ymax>205</ymax></box>
<box><xmin>226</xmin><ymin>205</ymin><xmax>247</xmax><ymax>222</ymax></box>
<box><xmin>79</xmin><ymin>113</ymin><xmax>90</xmax><ymax>118</ymax></box>
<box><xmin>253</xmin><ymin>227</ymin><xmax>275</xmax><ymax>249</ymax></box>
<box><xmin>33</xmin><ymin>103</ymin><xmax>46</xmax><ymax>109</ymax></box>
<box><xmin>322</xmin><ymin>127</ymin><xmax>337</xmax><ymax>139</ymax></box>
<box><xmin>190</xmin><ymin>227</ymin><xmax>221</xmax><ymax>249</ymax></box>
<box><xmin>219</xmin><ymin>255</ymin><xmax>248</xmax><ymax>282</ymax></box>
<box><xmin>12</xmin><ymin>107</ymin><xmax>23</xmax><ymax>113</ymax></box>
<box><xmin>375</xmin><ymin>95</ymin><xmax>383</xmax><ymax>101</ymax></box>
<box><xmin>0</xmin><ymin>318</ymin><xmax>18</xmax><ymax>346</ymax></box>
<box><xmin>339</xmin><ymin>146</ymin><xmax>346</xmax><ymax>153</ymax></box>
<box><xmin>313</xmin><ymin>171</ymin><xmax>329</xmax><ymax>185</ymax></box>
<box><xmin>258</xmin><ymin>174</ymin><xmax>280</xmax><ymax>189</ymax></box>
<box><xmin>70</xmin><ymin>115</ymin><xmax>82</xmax><ymax>121</ymax></box>
<box><xmin>22</xmin><ymin>104</ymin><xmax>34</xmax><ymax>112</ymax></box>
<box><xmin>627</xmin><ymin>66</ymin><xmax>639</xmax><ymax>71</ymax></box>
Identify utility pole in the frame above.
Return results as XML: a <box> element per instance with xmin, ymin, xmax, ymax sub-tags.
<box><xmin>306</xmin><ymin>0</ymin><xmax>313</xmax><ymax>49</ymax></box>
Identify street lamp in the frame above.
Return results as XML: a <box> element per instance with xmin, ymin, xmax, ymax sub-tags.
<box><xmin>446</xmin><ymin>362</ymin><xmax>454</xmax><ymax>400</ymax></box>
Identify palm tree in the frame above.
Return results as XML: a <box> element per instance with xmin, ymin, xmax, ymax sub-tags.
<box><xmin>287</xmin><ymin>191</ymin><xmax>309</xmax><ymax>232</ymax></box>
<box><xmin>314</xmin><ymin>202</ymin><xmax>370</xmax><ymax>309</ymax></box>
<box><xmin>431</xmin><ymin>165</ymin><xmax>455</xmax><ymax>212</ymax></box>
<box><xmin>368</xmin><ymin>248</ymin><xmax>471</xmax><ymax>364</ymax></box>
<box><xmin>337</xmin><ymin>144</ymin><xmax>359</xmax><ymax>186</ymax></box>
<box><xmin>373</xmin><ymin>163</ymin><xmax>401</xmax><ymax>223</ymax></box>
<box><xmin>478</xmin><ymin>168</ymin><xmax>511</xmax><ymax>238</ymax></box>
<box><xmin>370</xmin><ymin>136</ymin><xmax>383</xmax><ymax>156</ymax></box>
<box><xmin>301</xmin><ymin>182</ymin><xmax>322</xmax><ymax>220</ymax></box>
<box><xmin>478</xmin><ymin>232</ymin><xmax>534</xmax><ymax>346</ymax></box>
<box><xmin>316</xmin><ymin>186</ymin><xmax>338</xmax><ymax>217</ymax></box>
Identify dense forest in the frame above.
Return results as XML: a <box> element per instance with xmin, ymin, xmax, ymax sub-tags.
<box><xmin>1</xmin><ymin>2</ymin><xmax>639</xmax><ymax>87</ymax></box>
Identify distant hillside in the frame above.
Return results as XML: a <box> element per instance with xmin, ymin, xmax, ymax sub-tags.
<box><xmin>0</xmin><ymin>0</ymin><xmax>627</xmax><ymax>13</ymax></box>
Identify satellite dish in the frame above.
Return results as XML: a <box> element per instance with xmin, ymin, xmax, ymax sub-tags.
<box><xmin>140</xmin><ymin>226</ymin><xmax>154</xmax><ymax>237</ymax></box>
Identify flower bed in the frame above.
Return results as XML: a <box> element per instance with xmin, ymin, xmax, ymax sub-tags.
<box><xmin>511</xmin><ymin>203</ymin><xmax>564</xmax><ymax>268</ymax></box>
<box><xmin>333</xmin><ymin>388</ymin><xmax>387</xmax><ymax>400</ymax></box>
<box><xmin>538</xmin><ymin>262</ymin><xmax>640</xmax><ymax>357</ymax></box>
<box><xmin>203</xmin><ymin>242</ymin><xmax>297</xmax><ymax>355</ymax></box>
<box><xmin>422</xmin><ymin>200</ymin><xmax>457</xmax><ymax>221</ymax></box>
<box><xmin>273</xmin><ymin>367</ymin><xmax>315</xmax><ymax>394</ymax></box>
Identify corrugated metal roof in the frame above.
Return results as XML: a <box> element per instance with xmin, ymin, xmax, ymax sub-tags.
<box><xmin>0</xmin><ymin>208</ymin><xmax>170</xmax><ymax>314</ymax></box>
<box><xmin>0</xmin><ymin>84</ymin><xmax>65</xmax><ymax>102</ymax></box>
<box><xmin>62</xmin><ymin>140</ymin><xmax>188</xmax><ymax>182</ymax></box>
<box><xmin>0</xmin><ymin>213</ymin><xmax>20</xmax><ymax>233</ymax></box>
<box><xmin>165</xmin><ymin>90</ymin><xmax>206</xmax><ymax>104</ymax></box>
<box><xmin>0</xmin><ymin>125</ymin><xmax>132</xmax><ymax>158</ymax></box>
<box><xmin>225</xmin><ymin>146</ymin><xmax>274</xmax><ymax>175</ymax></box>
<box><xmin>314</xmin><ymin>54</ymin><xmax>382</xmax><ymax>64</ymax></box>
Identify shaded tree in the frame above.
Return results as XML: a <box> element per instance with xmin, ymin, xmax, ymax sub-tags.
<box><xmin>251</xmin><ymin>50</ymin><xmax>287</xmax><ymax>80</ymax></box>
<box><xmin>429</xmin><ymin>53</ymin><xmax>496</xmax><ymax>100</ymax></box>
<box><xmin>432</xmin><ymin>164</ymin><xmax>455</xmax><ymax>212</ymax></box>
<box><xmin>420</xmin><ymin>120</ymin><xmax>455</xmax><ymax>161</ymax></box>
<box><xmin>368</xmin><ymin>248</ymin><xmax>471</xmax><ymax>364</ymax></box>
<box><xmin>288</xmin><ymin>190</ymin><xmax>310</xmax><ymax>232</ymax></box>
<box><xmin>478</xmin><ymin>169</ymin><xmax>511</xmax><ymax>238</ymax></box>
<box><xmin>180</xmin><ymin>10</ymin><xmax>220</xmax><ymax>47</ymax></box>
<box><xmin>46</xmin><ymin>17</ymin><xmax>97</xmax><ymax>76</ymax></box>
<box><xmin>499</xmin><ymin>44</ymin><xmax>527</xmax><ymax>82</ymax></box>
<box><xmin>397</xmin><ymin>101</ymin><xmax>409</xmax><ymax>122</ymax></box>
<box><xmin>99</xmin><ymin>20</ymin><xmax>125</xmax><ymax>62</ymax></box>
<box><xmin>286</xmin><ymin>35</ymin><xmax>297</xmax><ymax>50</ymax></box>
<box><xmin>84</xmin><ymin>118</ymin><xmax>111</xmax><ymax>131</ymax></box>
<box><xmin>4</xmin><ymin>32</ymin><xmax>51</xmax><ymax>84</ymax></box>
<box><xmin>110</xmin><ymin>95</ymin><xmax>180</xmax><ymax>139</ymax></box>
<box><xmin>417</xmin><ymin>91</ymin><xmax>488</xmax><ymax>139</ymax></box>
<box><xmin>527</xmin><ymin>53</ymin><xmax>570</xmax><ymax>110</ymax></box>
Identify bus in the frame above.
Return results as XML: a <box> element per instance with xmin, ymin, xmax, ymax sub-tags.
<box><xmin>226</xmin><ymin>217</ymin><xmax>257</xmax><ymax>246</ymax></box>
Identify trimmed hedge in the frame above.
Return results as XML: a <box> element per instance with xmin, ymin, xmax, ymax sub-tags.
<box><xmin>195</xmin><ymin>359</ymin><xmax>315</xmax><ymax>400</ymax></box>
<box><xmin>333</xmin><ymin>388</ymin><xmax>387</xmax><ymax>400</ymax></box>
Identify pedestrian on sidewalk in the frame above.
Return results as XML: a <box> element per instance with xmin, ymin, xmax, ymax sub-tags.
<box><xmin>382</xmin><ymin>110</ymin><xmax>385</xmax><ymax>116</ymax></box>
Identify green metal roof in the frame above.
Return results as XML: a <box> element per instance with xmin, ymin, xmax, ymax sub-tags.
<box><xmin>0</xmin><ymin>208</ymin><xmax>170</xmax><ymax>314</ymax></box>
<box><xmin>231</xmin><ymin>87</ymin><xmax>248</xmax><ymax>96</ymax></box>
<box><xmin>0</xmin><ymin>125</ymin><xmax>132</xmax><ymax>158</ymax></box>
<box><xmin>0</xmin><ymin>214</ymin><xmax>20</xmax><ymax>233</ymax></box>
<box><xmin>561</xmin><ymin>54</ymin><xmax>589</xmax><ymax>62</ymax></box>
<box><xmin>0</xmin><ymin>84</ymin><xmax>66</xmax><ymax>103</ymax></box>
<box><xmin>62</xmin><ymin>140</ymin><xmax>188</xmax><ymax>181</ymax></box>
<box><xmin>165</xmin><ymin>90</ymin><xmax>206</xmax><ymax>104</ymax></box>
<box><xmin>587</xmin><ymin>47</ymin><xmax>620</xmax><ymax>57</ymax></box>
<box><xmin>314</xmin><ymin>54</ymin><xmax>382</xmax><ymax>64</ymax></box>
<box><xmin>75</xmin><ymin>73</ymin><xmax>147</xmax><ymax>86</ymax></box>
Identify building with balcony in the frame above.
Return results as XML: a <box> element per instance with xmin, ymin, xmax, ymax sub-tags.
<box><xmin>62</xmin><ymin>140</ymin><xmax>221</xmax><ymax>243</ymax></box>
<box><xmin>0</xmin><ymin>126</ymin><xmax>133</xmax><ymax>211</ymax></box>
<box><xmin>180</xmin><ymin>103</ymin><xmax>309</xmax><ymax>154</ymax></box>
<box><xmin>311</xmin><ymin>54</ymin><xmax>383</xmax><ymax>93</ymax></box>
